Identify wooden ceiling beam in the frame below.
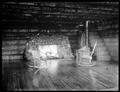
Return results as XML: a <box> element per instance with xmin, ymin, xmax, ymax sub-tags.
<box><xmin>2</xmin><ymin>2</ymin><xmax>119</xmax><ymax>29</ymax></box>
<box><xmin>2</xmin><ymin>9</ymin><xmax>118</xmax><ymax>23</ymax></box>
<box><xmin>3</xmin><ymin>3</ymin><xmax>118</xmax><ymax>15</ymax></box>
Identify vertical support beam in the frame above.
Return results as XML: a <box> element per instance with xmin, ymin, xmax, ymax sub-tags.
<box><xmin>86</xmin><ymin>20</ymin><xmax>89</xmax><ymax>47</ymax></box>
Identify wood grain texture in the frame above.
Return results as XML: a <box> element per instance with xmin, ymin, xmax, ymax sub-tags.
<box><xmin>2</xmin><ymin>59</ymin><xmax>118</xmax><ymax>91</ymax></box>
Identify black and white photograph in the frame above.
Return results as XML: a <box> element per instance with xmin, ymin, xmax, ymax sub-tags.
<box><xmin>1</xmin><ymin>1</ymin><xmax>119</xmax><ymax>91</ymax></box>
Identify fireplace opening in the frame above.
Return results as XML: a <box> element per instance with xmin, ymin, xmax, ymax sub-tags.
<box><xmin>38</xmin><ymin>45</ymin><xmax>59</xmax><ymax>59</ymax></box>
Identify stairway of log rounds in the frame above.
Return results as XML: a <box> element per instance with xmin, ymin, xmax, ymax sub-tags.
<box><xmin>89</xmin><ymin>32</ymin><xmax>111</xmax><ymax>62</ymax></box>
<box><xmin>103</xmin><ymin>37</ymin><xmax>118</xmax><ymax>62</ymax></box>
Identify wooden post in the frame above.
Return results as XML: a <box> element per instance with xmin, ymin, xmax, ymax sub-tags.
<box><xmin>86</xmin><ymin>20</ymin><xmax>89</xmax><ymax>47</ymax></box>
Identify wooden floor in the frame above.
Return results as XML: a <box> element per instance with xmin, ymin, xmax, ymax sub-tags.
<box><xmin>2</xmin><ymin>59</ymin><xmax>118</xmax><ymax>91</ymax></box>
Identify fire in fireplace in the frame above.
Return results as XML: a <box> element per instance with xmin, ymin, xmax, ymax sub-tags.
<box><xmin>38</xmin><ymin>45</ymin><xmax>58</xmax><ymax>59</ymax></box>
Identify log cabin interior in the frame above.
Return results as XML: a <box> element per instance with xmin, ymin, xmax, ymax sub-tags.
<box><xmin>2</xmin><ymin>2</ymin><xmax>119</xmax><ymax>91</ymax></box>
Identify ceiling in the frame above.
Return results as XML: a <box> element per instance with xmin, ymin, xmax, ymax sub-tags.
<box><xmin>2</xmin><ymin>2</ymin><xmax>119</xmax><ymax>29</ymax></box>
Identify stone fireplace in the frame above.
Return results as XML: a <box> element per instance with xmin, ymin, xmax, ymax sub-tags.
<box><xmin>24</xmin><ymin>34</ymin><xmax>74</xmax><ymax>73</ymax></box>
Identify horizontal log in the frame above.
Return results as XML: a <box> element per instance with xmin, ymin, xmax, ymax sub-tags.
<box><xmin>65</xmin><ymin>32</ymin><xmax>77</xmax><ymax>35</ymax></box>
<box><xmin>2</xmin><ymin>35</ymin><xmax>78</xmax><ymax>41</ymax></box>
<box><xmin>2</xmin><ymin>32</ymin><xmax>36</xmax><ymax>37</ymax></box>
<box><xmin>101</xmin><ymin>36</ymin><xmax>118</xmax><ymax>38</ymax></box>
<box><xmin>97</xmin><ymin>29</ymin><xmax>118</xmax><ymax>33</ymax></box>
<box><xmin>105</xmin><ymin>45</ymin><xmax>118</xmax><ymax>48</ymax></box>
<box><xmin>2</xmin><ymin>55</ymin><xmax>24</xmax><ymax>60</ymax></box>
<box><xmin>3</xmin><ymin>3</ymin><xmax>118</xmax><ymax>16</ymax></box>
<box><xmin>101</xmin><ymin>35</ymin><xmax>118</xmax><ymax>37</ymax></box>
<box><xmin>2</xmin><ymin>37</ymin><xmax>30</xmax><ymax>40</ymax></box>
<box><xmin>68</xmin><ymin>35</ymin><xmax>78</xmax><ymax>37</ymax></box>
<box><xmin>3</xmin><ymin>29</ymin><xmax>39</xmax><ymax>32</ymax></box>
<box><xmin>2</xmin><ymin>50</ymin><xmax>24</xmax><ymax>55</ymax></box>
<box><xmin>2</xmin><ymin>20</ymin><xmax>80</xmax><ymax>29</ymax></box>
<box><xmin>2</xmin><ymin>40</ymin><xmax>27</xmax><ymax>45</ymax></box>
<box><xmin>69</xmin><ymin>40</ymin><xmax>78</xmax><ymax>43</ymax></box>
<box><xmin>2</xmin><ymin>40</ymin><xmax>77</xmax><ymax>45</ymax></box>
<box><xmin>2</xmin><ymin>48</ymin><xmax>25</xmax><ymax>52</ymax></box>
<box><xmin>2</xmin><ymin>33</ymin><xmax>32</xmax><ymax>37</ymax></box>
<box><xmin>2</xmin><ymin>29</ymin><xmax>40</xmax><ymax>33</ymax></box>
<box><xmin>69</xmin><ymin>39</ymin><xmax>78</xmax><ymax>42</ymax></box>
<box><xmin>2</xmin><ymin>45</ymin><xmax>25</xmax><ymax>50</ymax></box>
<box><xmin>1</xmin><ymin>44</ymin><xmax>25</xmax><ymax>48</ymax></box>
<box><xmin>4</xmin><ymin>2</ymin><xmax>118</xmax><ymax>10</ymax></box>
<box><xmin>2</xmin><ymin>31</ymin><xmax>78</xmax><ymax>35</ymax></box>
<box><xmin>98</xmin><ymin>24</ymin><xmax>118</xmax><ymax>29</ymax></box>
<box><xmin>2</xmin><ymin>55</ymin><xmax>23</xmax><ymax>60</ymax></box>
<box><xmin>103</xmin><ymin>38</ymin><xmax>118</xmax><ymax>41</ymax></box>
<box><xmin>69</xmin><ymin>37</ymin><xmax>78</xmax><ymax>39</ymax></box>
<box><xmin>99</xmin><ymin>32</ymin><xmax>118</xmax><ymax>35</ymax></box>
<box><xmin>104</xmin><ymin>40</ymin><xmax>118</xmax><ymax>43</ymax></box>
<box><xmin>2</xmin><ymin>33</ymin><xmax>78</xmax><ymax>39</ymax></box>
<box><xmin>2</xmin><ymin>46</ymin><xmax>26</xmax><ymax>51</ymax></box>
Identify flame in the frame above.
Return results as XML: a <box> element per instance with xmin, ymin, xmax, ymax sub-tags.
<box><xmin>38</xmin><ymin>45</ymin><xmax>58</xmax><ymax>58</ymax></box>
